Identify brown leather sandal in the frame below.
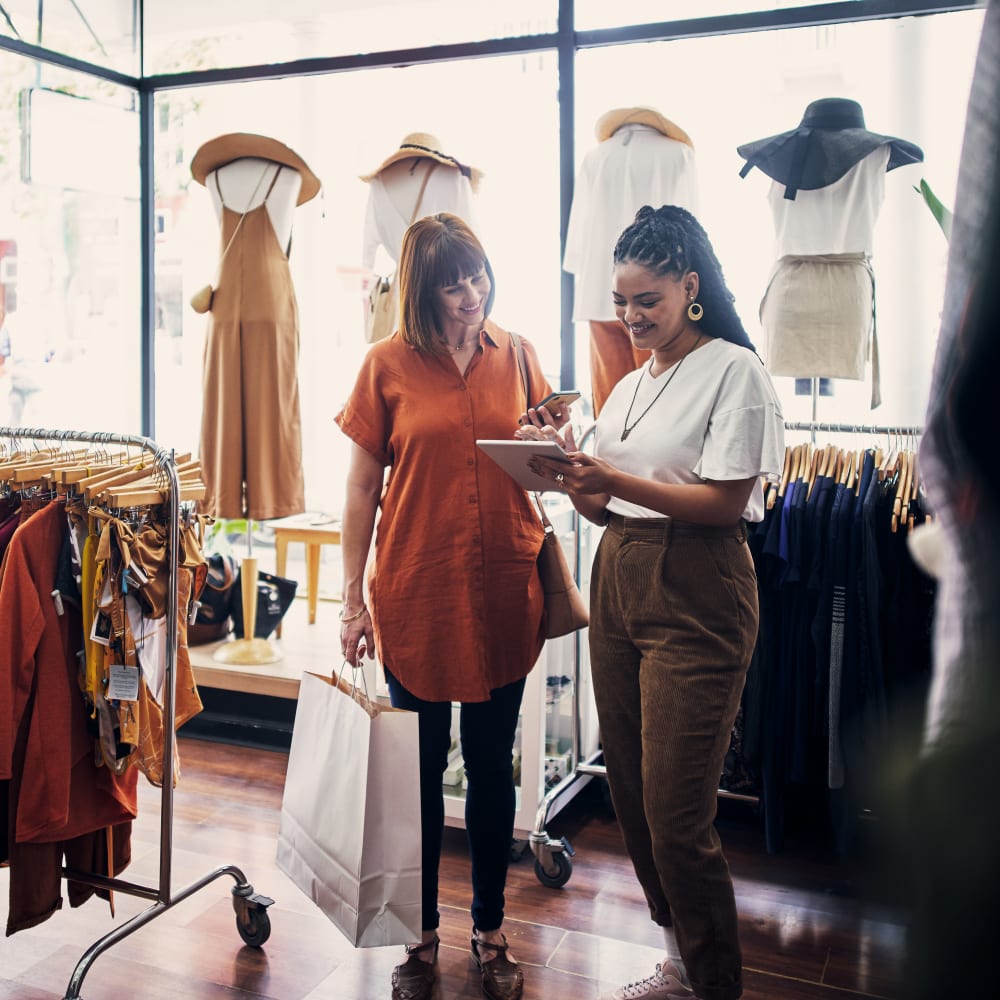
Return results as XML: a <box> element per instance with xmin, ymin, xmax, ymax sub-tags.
<box><xmin>392</xmin><ymin>935</ymin><xmax>439</xmax><ymax>1000</ymax></box>
<box><xmin>471</xmin><ymin>928</ymin><xmax>524</xmax><ymax>1000</ymax></box>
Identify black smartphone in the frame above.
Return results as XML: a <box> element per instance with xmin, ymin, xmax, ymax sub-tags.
<box><xmin>533</xmin><ymin>390</ymin><xmax>581</xmax><ymax>411</ymax></box>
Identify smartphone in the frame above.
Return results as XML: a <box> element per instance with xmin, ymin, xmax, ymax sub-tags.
<box><xmin>533</xmin><ymin>390</ymin><xmax>581</xmax><ymax>411</ymax></box>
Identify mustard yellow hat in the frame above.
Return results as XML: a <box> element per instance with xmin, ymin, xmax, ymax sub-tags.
<box><xmin>595</xmin><ymin>107</ymin><xmax>693</xmax><ymax>146</ymax></box>
<box><xmin>191</xmin><ymin>133</ymin><xmax>321</xmax><ymax>205</ymax></box>
<box><xmin>360</xmin><ymin>132</ymin><xmax>483</xmax><ymax>192</ymax></box>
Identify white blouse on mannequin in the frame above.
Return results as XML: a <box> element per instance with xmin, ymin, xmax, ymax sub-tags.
<box><xmin>361</xmin><ymin>158</ymin><xmax>477</xmax><ymax>270</ymax></box>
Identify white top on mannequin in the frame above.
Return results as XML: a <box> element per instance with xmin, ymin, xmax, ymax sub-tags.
<box><xmin>361</xmin><ymin>158</ymin><xmax>478</xmax><ymax>270</ymax></box>
<box><xmin>207</xmin><ymin>157</ymin><xmax>303</xmax><ymax>252</ymax></box>
<box><xmin>765</xmin><ymin>145</ymin><xmax>890</xmax><ymax>257</ymax></box>
<box><xmin>564</xmin><ymin>122</ymin><xmax>699</xmax><ymax>322</ymax></box>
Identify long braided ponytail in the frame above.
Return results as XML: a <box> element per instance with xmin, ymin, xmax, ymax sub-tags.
<box><xmin>613</xmin><ymin>205</ymin><xmax>756</xmax><ymax>351</ymax></box>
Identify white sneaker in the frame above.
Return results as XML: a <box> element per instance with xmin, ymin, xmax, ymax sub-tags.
<box><xmin>599</xmin><ymin>959</ymin><xmax>695</xmax><ymax>1000</ymax></box>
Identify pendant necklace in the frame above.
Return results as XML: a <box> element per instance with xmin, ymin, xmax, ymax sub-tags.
<box><xmin>620</xmin><ymin>335</ymin><xmax>703</xmax><ymax>442</ymax></box>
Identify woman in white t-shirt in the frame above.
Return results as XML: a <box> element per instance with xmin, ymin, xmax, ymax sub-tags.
<box><xmin>524</xmin><ymin>205</ymin><xmax>783</xmax><ymax>1000</ymax></box>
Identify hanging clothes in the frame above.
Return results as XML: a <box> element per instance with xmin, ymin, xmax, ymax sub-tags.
<box><xmin>731</xmin><ymin>438</ymin><xmax>935</xmax><ymax>854</ymax></box>
<box><xmin>199</xmin><ymin>166</ymin><xmax>306</xmax><ymax>521</ymax></box>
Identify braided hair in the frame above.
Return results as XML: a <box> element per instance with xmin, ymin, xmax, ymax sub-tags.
<box><xmin>613</xmin><ymin>205</ymin><xmax>756</xmax><ymax>351</ymax></box>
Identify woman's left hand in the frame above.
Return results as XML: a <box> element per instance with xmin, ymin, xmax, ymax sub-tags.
<box><xmin>529</xmin><ymin>448</ymin><xmax>614</xmax><ymax>495</ymax></box>
<box><xmin>517</xmin><ymin>399</ymin><xmax>570</xmax><ymax>433</ymax></box>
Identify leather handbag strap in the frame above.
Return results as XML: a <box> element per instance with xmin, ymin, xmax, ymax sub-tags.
<box><xmin>511</xmin><ymin>332</ymin><xmax>552</xmax><ymax>523</ymax></box>
<box><xmin>409</xmin><ymin>161</ymin><xmax>438</xmax><ymax>224</ymax></box>
<box><xmin>510</xmin><ymin>331</ymin><xmax>530</xmax><ymax>411</ymax></box>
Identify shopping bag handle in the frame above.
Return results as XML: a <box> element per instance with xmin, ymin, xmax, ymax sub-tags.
<box><xmin>337</xmin><ymin>660</ymin><xmax>370</xmax><ymax>700</ymax></box>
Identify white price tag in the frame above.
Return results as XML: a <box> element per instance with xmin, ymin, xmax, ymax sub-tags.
<box><xmin>107</xmin><ymin>663</ymin><xmax>140</xmax><ymax>702</ymax></box>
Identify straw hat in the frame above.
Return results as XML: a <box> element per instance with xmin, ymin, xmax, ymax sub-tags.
<box><xmin>595</xmin><ymin>107</ymin><xmax>693</xmax><ymax>146</ymax></box>
<box><xmin>737</xmin><ymin>98</ymin><xmax>924</xmax><ymax>199</ymax></box>
<box><xmin>360</xmin><ymin>132</ymin><xmax>483</xmax><ymax>192</ymax></box>
<box><xmin>190</xmin><ymin>133</ymin><xmax>321</xmax><ymax>205</ymax></box>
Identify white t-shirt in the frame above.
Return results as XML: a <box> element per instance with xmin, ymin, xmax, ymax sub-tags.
<box><xmin>596</xmin><ymin>337</ymin><xmax>784</xmax><ymax>523</ymax></box>
<box><xmin>766</xmin><ymin>146</ymin><xmax>889</xmax><ymax>257</ymax></box>
<box><xmin>563</xmin><ymin>124</ymin><xmax>699</xmax><ymax>322</ymax></box>
<box><xmin>361</xmin><ymin>164</ymin><xmax>478</xmax><ymax>269</ymax></box>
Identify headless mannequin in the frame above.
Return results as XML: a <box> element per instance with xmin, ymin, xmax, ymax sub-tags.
<box><xmin>362</xmin><ymin>156</ymin><xmax>476</xmax><ymax>271</ymax></box>
<box><xmin>380</xmin><ymin>158</ymin><xmax>435</xmax><ymax>220</ymax></box>
<box><xmin>207</xmin><ymin>157</ymin><xmax>302</xmax><ymax>251</ymax></box>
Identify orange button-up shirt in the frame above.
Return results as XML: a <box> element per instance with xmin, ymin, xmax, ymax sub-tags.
<box><xmin>336</xmin><ymin>320</ymin><xmax>553</xmax><ymax>702</ymax></box>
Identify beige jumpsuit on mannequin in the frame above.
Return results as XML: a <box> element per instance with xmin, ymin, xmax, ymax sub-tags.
<box><xmin>199</xmin><ymin>165</ymin><xmax>305</xmax><ymax>521</ymax></box>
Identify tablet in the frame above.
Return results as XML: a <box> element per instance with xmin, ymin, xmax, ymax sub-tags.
<box><xmin>476</xmin><ymin>439</ymin><xmax>572</xmax><ymax>492</ymax></box>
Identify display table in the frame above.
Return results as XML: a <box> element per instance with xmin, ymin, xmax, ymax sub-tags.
<box><xmin>268</xmin><ymin>514</ymin><xmax>342</xmax><ymax>636</ymax></box>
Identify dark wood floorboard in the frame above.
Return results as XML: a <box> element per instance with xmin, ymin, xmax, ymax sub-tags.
<box><xmin>0</xmin><ymin>737</ymin><xmax>906</xmax><ymax>999</ymax></box>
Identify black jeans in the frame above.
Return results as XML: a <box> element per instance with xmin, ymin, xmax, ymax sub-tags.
<box><xmin>384</xmin><ymin>667</ymin><xmax>526</xmax><ymax>934</ymax></box>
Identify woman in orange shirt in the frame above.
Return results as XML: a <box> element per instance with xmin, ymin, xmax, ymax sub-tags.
<box><xmin>336</xmin><ymin>213</ymin><xmax>570</xmax><ymax>1000</ymax></box>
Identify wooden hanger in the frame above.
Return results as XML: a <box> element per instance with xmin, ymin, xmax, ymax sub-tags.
<box><xmin>891</xmin><ymin>450</ymin><xmax>911</xmax><ymax>533</ymax></box>
<box><xmin>775</xmin><ymin>446</ymin><xmax>792</xmax><ymax>502</ymax></box>
<box><xmin>81</xmin><ymin>453</ymin><xmax>192</xmax><ymax>503</ymax></box>
<box><xmin>95</xmin><ymin>459</ymin><xmax>202</xmax><ymax>507</ymax></box>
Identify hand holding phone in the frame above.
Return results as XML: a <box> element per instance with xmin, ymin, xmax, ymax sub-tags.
<box><xmin>533</xmin><ymin>390</ymin><xmax>581</xmax><ymax>411</ymax></box>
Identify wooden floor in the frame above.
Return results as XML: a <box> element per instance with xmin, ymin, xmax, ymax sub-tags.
<box><xmin>0</xmin><ymin>735</ymin><xmax>906</xmax><ymax>1000</ymax></box>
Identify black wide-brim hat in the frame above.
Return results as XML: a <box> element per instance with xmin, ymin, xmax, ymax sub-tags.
<box><xmin>736</xmin><ymin>98</ymin><xmax>924</xmax><ymax>200</ymax></box>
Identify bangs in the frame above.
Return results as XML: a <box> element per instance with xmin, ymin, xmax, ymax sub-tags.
<box><xmin>428</xmin><ymin>239</ymin><xmax>485</xmax><ymax>288</ymax></box>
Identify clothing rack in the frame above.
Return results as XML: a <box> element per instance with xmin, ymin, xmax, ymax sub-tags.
<box><xmin>529</xmin><ymin>416</ymin><xmax>925</xmax><ymax>886</ymax></box>
<box><xmin>783</xmin><ymin>420</ymin><xmax>924</xmax><ymax>440</ymax></box>
<box><xmin>0</xmin><ymin>426</ymin><xmax>273</xmax><ymax>1000</ymax></box>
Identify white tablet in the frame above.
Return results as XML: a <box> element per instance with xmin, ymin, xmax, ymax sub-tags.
<box><xmin>476</xmin><ymin>440</ymin><xmax>572</xmax><ymax>492</ymax></box>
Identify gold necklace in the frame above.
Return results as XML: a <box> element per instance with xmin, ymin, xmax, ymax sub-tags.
<box><xmin>620</xmin><ymin>335</ymin><xmax>702</xmax><ymax>442</ymax></box>
<box><xmin>440</xmin><ymin>332</ymin><xmax>474</xmax><ymax>352</ymax></box>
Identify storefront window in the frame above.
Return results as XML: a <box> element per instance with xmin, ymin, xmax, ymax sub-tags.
<box><xmin>143</xmin><ymin>0</ymin><xmax>558</xmax><ymax>76</ymax></box>
<box><xmin>575</xmin><ymin>0</ymin><xmax>857</xmax><ymax>31</ymax></box>
<box><xmin>0</xmin><ymin>0</ymin><xmax>137</xmax><ymax>76</ymax></box>
<box><xmin>0</xmin><ymin>53</ymin><xmax>141</xmax><ymax>433</ymax></box>
<box><xmin>573</xmin><ymin>8</ymin><xmax>984</xmax><ymax>426</ymax></box>
<box><xmin>153</xmin><ymin>51</ymin><xmax>561</xmax><ymax>514</ymax></box>
<box><xmin>576</xmin><ymin>1</ymin><xmax>860</xmax><ymax>30</ymax></box>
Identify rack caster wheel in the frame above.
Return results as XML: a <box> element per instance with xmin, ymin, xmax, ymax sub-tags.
<box><xmin>232</xmin><ymin>888</ymin><xmax>274</xmax><ymax>948</ymax></box>
<box><xmin>534</xmin><ymin>850</ymin><xmax>573</xmax><ymax>888</ymax></box>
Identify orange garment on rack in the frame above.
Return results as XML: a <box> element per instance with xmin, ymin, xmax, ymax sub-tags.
<box><xmin>0</xmin><ymin>501</ymin><xmax>137</xmax><ymax>841</ymax></box>
<box><xmin>199</xmin><ymin>168</ymin><xmax>306</xmax><ymax>520</ymax></box>
<box><xmin>0</xmin><ymin>501</ymin><xmax>137</xmax><ymax>934</ymax></box>
<box><xmin>336</xmin><ymin>321</ymin><xmax>550</xmax><ymax>703</ymax></box>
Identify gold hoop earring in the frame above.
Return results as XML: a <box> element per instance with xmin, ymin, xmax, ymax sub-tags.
<box><xmin>687</xmin><ymin>300</ymin><xmax>704</xmax><ymax>322</ymax></box>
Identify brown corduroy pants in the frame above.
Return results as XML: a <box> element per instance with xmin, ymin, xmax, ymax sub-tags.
<box><xmin>589</xmin><ymin>514</ymin><xmax>758</xmax><ymax>1000</ymax></box>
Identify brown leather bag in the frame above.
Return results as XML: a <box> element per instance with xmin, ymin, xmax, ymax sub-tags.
<box><xmin>188</xmin><ymin>552</ymin><xmax>239</xmax><ymax>645</ymax></box>
<box><xmin>533</xmin><ymin>493</ymin><xmax>589</xmax><ymax>639</ymax></box>
<box><xmin>510</xmin><ymin>331</ymin><xmax>589</xmax><ymax>639</ymax></box>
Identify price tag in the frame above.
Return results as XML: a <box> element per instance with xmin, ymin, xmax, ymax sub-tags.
<box><xmin>107</xmin><ymin>663</ymin><xmax>140</xmax><ymax>702</ymax></box>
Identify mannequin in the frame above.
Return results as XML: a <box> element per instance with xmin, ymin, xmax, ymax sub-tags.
<box><xmin>563</xmin><ymin>107</ymin><xmax>699</xmax><ymax>415</ymax></box>
<box><xmin>360</xmin><ymin>131</ymin><xmax>481</xmax><ymax>271</ymax></box>
<box><xmin>208</xmin><ymin>157</ymin><xmax>301</xmax><ymax>252</ymax></box>
<box><xmin>190</xmin><ymin>132</ymin><xmax>321</xmax><ymax>665</ymax></box>
<box><xmin>738</xmin><ymin>98</ymin><xmax>924</xmax><ymax>409</ymax></box>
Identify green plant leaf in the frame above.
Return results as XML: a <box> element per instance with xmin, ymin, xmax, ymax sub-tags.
<box><xmin>914</xmin><ymin>178</ymin><xmax>953</xmax><ymax>240</ymax></box>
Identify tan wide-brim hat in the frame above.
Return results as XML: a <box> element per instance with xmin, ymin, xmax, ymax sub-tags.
<box><xmin>360</xmin><ymin>132</ymin><xmax>484</xmax><ymax>192</ymax></box>
<box><xmin>595</xmin><ymin>107</ymin><xmax>693</xmax><ymax>147</ymax></box>
<box><xmin>191</xmin><ymin>133</ymin><xmax>321</xmax><ymax>205</ymax></box>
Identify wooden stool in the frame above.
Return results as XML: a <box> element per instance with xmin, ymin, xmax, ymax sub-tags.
<box><xmin>270</xmin><ymin>516</ymin><xmax>342</xmax><ymax>637</ymax></box>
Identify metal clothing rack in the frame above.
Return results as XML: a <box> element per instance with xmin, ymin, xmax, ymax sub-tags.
<box><xmin>784</xmin><ymin>419</ymin><xmax>924</xmax><ymax>441</ymax></box>
<box><xmin>528</xmin><ymin>417</ymin><xmax>924</xmax><ymax>887</ymax></box>
<box><xmin>0</xmin><ymin>426</ymin><xmax>273</xmax><ymax>1000</ymax></box>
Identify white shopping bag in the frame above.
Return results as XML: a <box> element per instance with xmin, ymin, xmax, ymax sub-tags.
<box><xmin>276</xmin><ymin>670</ymin><xmax>422</xmax><ymax>947</ymax></box>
